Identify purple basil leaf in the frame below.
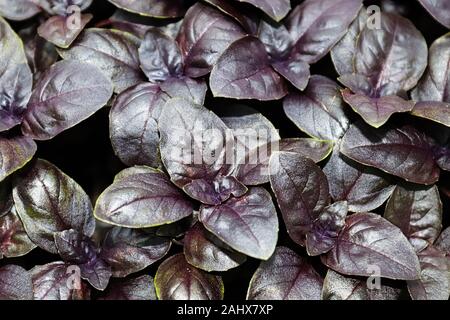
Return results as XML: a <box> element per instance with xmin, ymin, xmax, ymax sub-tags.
<box><xmin>177</xmin><ymin>3</ymin><xmax>245</xmax><ymax>78</ymax></box>
<box><xmin>199</xmin><ymin>187</ymin><xmax>278</xmax><ymax>260</ymax></box>
<box><xmin>0</xmin><ymin>181</ymin><xmax>12</xmax><ymax>217</ymax></box>
<box><xmin>107</xmin><ymin>0</ymin><xmax>189</xmax><ymax>18</ymax></box>
<box><xmin>411</xmin><ymin>102</ymin><xmax>450</xmax><ymax>128</ymax></box>
<box><xmin>184</xmin><ymin>222</ymin><xmax>247</xmax><ymax>272</ymax></box>
<box><xmin>384</xmin><ymin>184</ymin><xmax>443</xmax><ymax>253</ymax></box>
<box><xmin>31</xmin><ymin>261</ymin><xmax>91</xmax><ymax>300</ymax></box>
<box><xmin>21</xmin><ymin>60</ymin><xmax>113</xmax><ymax>140</ymax></box>
<box><xmin>0</xmin><ymin>0</ymin><xmax>41</xmax><ymax>20</ymax></box>
<box><xmin>412</xmin><ymin>34</ymin><xmax>450</xmax><ymax>103</ymax></box>
<box><xmin>271</xmin><ymin>54</ymin><xmax>311</xmax><ymax>91</ymax></box>
<box><xmin>269</xmin><ymin>151</ymin><xmax>330</xmax><ymax>245</ymax></box>
<box><xmin>156</xmin><ymin>215</ymin><xmax>197</xmax><ymax>239</ymax></box>
<box><xmin>0</xmin><ymin>265</ymin><xmax>33</xmax><ymax>300</ymax></box>
<box><xmin>322</xmin><ymin>269</ymin><xmax>402</xmax><ymax>300</ymax></box>
<box><xmin>341</xmin><ymin>122</ymin><xmax>441</xmax><ymax>185</ymax></box>
<box><xmin>331</xmin><ymin>8</ymin><xmax>368</xmax><ymax>76</ymax></box>
<box><xmin>58</xmin><ymin>28</ymin><xmax>144</xmax><ymax>93</ymax></box>
<box><xmin>12</xmin><ymin>159</ymin><xmax>95</xmax><ymax>254</ymax></box>
<box><xmin>283</xmin><ymin>75</ymin><xmax>349</xmax><ymax>141</ymax></box>
<box><xmin>204</xmin><ymin>0</ymin><xmax>258</xmax><ymax>34</ymax></box>
<box><xmin>305</xmin><ymin>201</ymin><xmax>348</xmax><ymax>256</ymax></box>
<box><xmin>247</xmin><ymin>246</ymin><xmax>323</xmax><ymax>300</ymax></box>
<box><xmin>234</xmin><ymin>138</ymin><xmax>332</xmax><ymax>186</ymax></box>
<box><xmin>322</xmin><ymin>212</ymin><xmax>421</xmax><ymax>280</ymax></box>
<box><xmin>210</xmin><ymin>36</ymin><xmax>288</xmax><ymax>101</ymax></box>
<box><xmin>407</xmin><ymin>247</ymin><xmax>450</xmax><ymax>300</ymax></box>
<box><xmin>418</xmin><ymin>0</ymin><xmax>450</xmax><ymax>28</ymax></box>
<box><xmin>0</xmin><ymin>134</ymin><xmax>36</xmax><ymax>182</ymax></box>
<box><xmin>37</xmin><ymin>14</ymin><xmax>92</xmax><ymax>49</ymax></box>
<box><xmin>100</xmin><ymin>275</ymin><xmax>156</xmax><ymax>300</ymax></box>
<box><xmin>0</xmin><ymin>17</ymin><xmax>33</xmax><ymax>132</ymax></box>
<box><xmin>341</xmin><ymin>89</ymin><xmax>415</xmax><ymax>128</ymax></box>
<box><xmin>109</xmin><ymin>83</ymin><xmax>167</xmax><ymax>168</ymax></box>
<box><xmin>323</xmin><ymin>144</ymin><xmax>395</xmax><ymax>213</ymax></box>
<box><xmin>159</xmin><ymin>98</ymin><xmax>240</xmax><ymax>205</ymax></box>
<box><xmin>54</xmin><ymin>229</ymin><xmax>111</xmax><ymax>291</ymax></box>
<box><xmin>354</xmin><ymin>12</ymin><xmax>427</xmax><ymax>96</ymax></box>
<box><xmin>257</xmin><ymin>19</ymin><xmax>292</xmax><ymax>61</ymax></box>
<box><xmin>0</xmin><ymin>205</ymin><xmax>36</xmax><ymax>259</ymax></box>
<box><xmin>139</xmin><ymin>29</ymin><xmax>183</xmax><ymax>82</ymax></box>
<box><xmin>237</xmin><ymin>0</ymin><xmax>290</xmax><ymax>22</ymax></box>
<box><xmin>94</xmin><ymin>166</ymin><xmax>194</xmax><ymax>228</ymax></box>
<box><xmin>155</xmin><ymin>253</ymin><xmax>224</xmax><ymax>300</ymax></box>
<box><xmin>101</xmin><ymin>226</ymin><xmax>171</xmax><ymax>277</ymax></box>
<box><xmin>286</xmin><ymin>0</ymin><xmax>363</xmax><ymax>64</ymax></box>
<box><xmin>222</xmin><ymin>111</ymin><xmax>280</xmax><ymax>171</ymax></box>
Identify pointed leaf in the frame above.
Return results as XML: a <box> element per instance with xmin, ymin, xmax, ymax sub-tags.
<box><xmin>155</xmin><ymin>253</ymin><xmax>224</xmax><ymax>300</ymax></box>
<box><xmin>101</xmin><ymin>226</ymin><xmax>171</xmax><ymax>277</ymax></box>
<box><xmin>58</xmin><ymin>28</ymin><xmax>144</xmax><ymax>93</ymax></box>
<box><xmin>247</xmin><ymin>246</ymin><xmax>323</xmax><ymax>300</ymax></box>
<box><xmin>283</xmin><ymin>75</ymin><xmax>349</xmax><ymax>141</ymax></box>
<box><xmin>184</xmin><ymin>222</ymin><xmax>246</xmax><ymax>272</ymax></box>
<box><xmin>342</xmin><ymin>89</ymin><xmax>415</xmax><ymax>128</ymax></box>
<box><xmin>286</xmin><ymin>0</ymin><xmax>363</xmax><ymax>64</ymax></box>
<box><xmin>322</xmin><ymin>212</ymin><xmax>421</xmax><ymax>280</ymax></box>
<box><xmin>21</xmin><ymin>60</ymin><xmax>113</xmax><ymax>140</ymax></box>
<box><xmin>341</xmin><ymin>122</ymin><xmax>441</xmax><ymax>185</ymax></box>
<box><xmin>0</xmin><ymin>135</ymin><xmax>36</xmax><ymax>182</ymax></box>
<box><xmin>0</xmin><ymin>17</ymin><xmax>32</xmax><ymax>131</ymax></box>
<box><xmin>210</xmin><ymin>36</ymin><xmax>288</xmax><ymax>100</ymax></box>
<box><xmin>94</xmin><ymin>166</ymin><xmax>194</xmax><ymax>228</ymax></box>
<box><xmin>177</xmin><ymin>3</ymin><xmax>245</xmax><ymax>78</ymax></box>
<box><xmin>271</xmin><ymin>55</ymin><xmax>311</xmax><ymax>91</ymax></box>
<box><xmin>159</xmin><ymin>98</ymin><xmax>239</xmax><ymax>205</ymax></box>
<box><xmin>138</xmin><ymin>29</ymin><xmax>183</xmax><ymax>82</ymax></box>
<box><xmin>384</xmin><ymin>184</ymin><xmax>442</xmax><ymax>253</ymax></box>
<box><xmin>324</xmin><ymin>144</ymin><xmax>395</xmax><ymax>213</ymax></box>
<box><xmin>12</xmin><ymin>159</ymin><xmax>95</xmax><ymax>254</ymax></box>
<box><xmin>411</xmin><ymin>102</ymin><xmax>450</xmax><ymax>127</ymax></box>
<box><xmin>269</xmin><ymin>152</ymin><xmax>330</xmax><ymax>245</ymax></box>
<box><xmin>199</xmin><ymin>187</ymin><xmax>278</xmax><ymax>260</ymax></box>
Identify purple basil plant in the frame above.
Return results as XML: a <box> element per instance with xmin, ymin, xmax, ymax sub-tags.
<box><xmin>0</xmin><ymin>0</ymin><xmax>449</xmax><ymax>301</ymax></box>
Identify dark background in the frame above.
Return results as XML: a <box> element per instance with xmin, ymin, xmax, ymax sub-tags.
<box><xmin>2</xmin><ymin>0</ymin><xmax>449</xmax><ymax>300</ymax></box>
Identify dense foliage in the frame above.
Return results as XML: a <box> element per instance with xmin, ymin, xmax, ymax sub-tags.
<box><xmin>0</xmin><ymin>0</ymin><xmax>450</xmax><ymax>300</ymax></box>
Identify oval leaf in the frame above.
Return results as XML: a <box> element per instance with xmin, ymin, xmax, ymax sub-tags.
<box><xmin>12</xmin><ymin>159</ymin><xmax>95</xmax><ymax>254</ymax></box>
<box><xmin>0</xmin><ymin>0</ymin><xmax>41</xmax><ymax>20</ymax></box>
<box><xmin>341</xmin><ymin>122</ymin><xmax>441</xmax><ymax>185</ymax></box>
<box><xmin>283</xmin><ymin>75</ymin><xmax>349</xmax><ymax>141</ymax></box>
<box><xmin>58</xmin><ymin>28</ymin><xmax>144</xmax><ymax>93</ymax></box>
<box><xmin>101</xmin><ymin>275</ymin><xmax>156</xmax><ymax>300</ymax></box>
<box><xmin>21</xmin><ymin>60</ymin><xmax>113</xmax><ymax>140</ymax></box>
<box><xmin>210</xmin><ymin>36</ymin><xmax>288</xmax><ymax>101</ymax></box>
<box><xmin>384</xmin><ymin>184</ymin><xmax>442</xmax><ymax>252</ymax></box>
<box><xmin>0</xmin><ymin>265</ymin><xmax>33</xmax><ymax>300</ymax></box>
<box><xmin>238</xmin><ymin>0</ymin><xmax>290</xmax><ymax>22</ymax></box>
<box><xmin>411</xmin><ymin>102</ymin><xmax>450</xmax><ymax>128</ymax></box>
<box><xmin>322</xmin><ymin>212</ymin><xmax>421</xmax><ymax>280</ymax></box>
<box><xmin>269</xmin><ymin>151</ymin><xmax>330</xmax><ymax>245</ymax></box>
<box><xmin>107</xmin><ymin>0</ymin><xmax>189</xmax><ymax>18</ymax></box>
<box><xmin>247</xmin><ymin>246</ymin><xmax>323</xmax><ymax>300</ymax></box>
<box><xmin>155</xmin><ymin>253</ymin><xmax>224</xmax><ymax>300</ymax></box>
<box><xmin>418</xmin><ymin>0</ymin><xmax>450</xmax><ymax>28</ymax></box>
<box><xmin>94</xmin><ymin>166</ymin><xmax>194</xmax><ymax>228</ymax></box>
<box><xmin>0</xmin><ymin>135</ymin><xmax>36</xmax><ymax>182</ymax></box>
<box><xmin>101</xmin><ymin>226</ymin><xmax>172</xmax><ymax>277</ymax></box>
<box><xmin>177</xmin><ymin>3</ymin><xmax>245</xmax><ymax>78</ymax></box>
